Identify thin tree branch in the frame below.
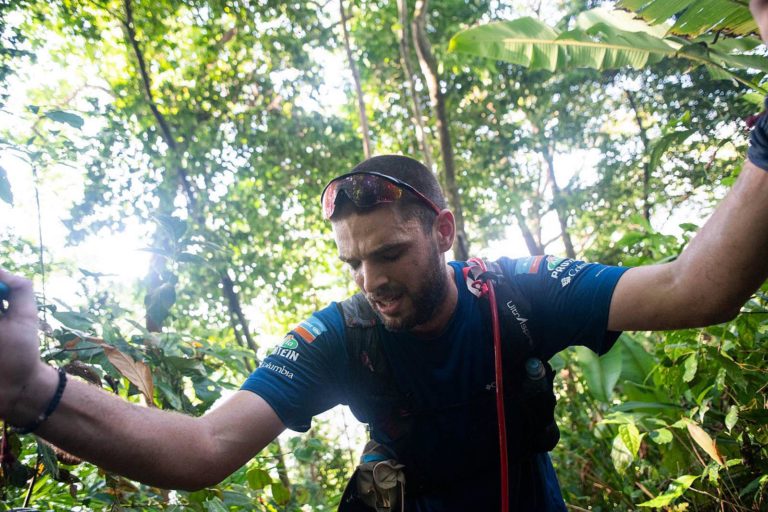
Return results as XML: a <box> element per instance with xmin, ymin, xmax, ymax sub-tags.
<box><xmin>412</xmin><ymin>0</ymin><xmax>469</xmax><ymax>260</ymax></box>
<box><xmin>396</xmin><ymin>0</ymin><xmax>433</xmax><ymax>169</ymax></box>
<box><xmin>339</xmin><ymin>0</ymin><xmax>372</xmax><ymax>159</ymax></box>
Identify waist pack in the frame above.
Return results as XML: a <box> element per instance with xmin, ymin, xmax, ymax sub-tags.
<box><xmin>339</xmin><ymin>441</ymin><xmax>405</xmax><ymax>512</ymax></box>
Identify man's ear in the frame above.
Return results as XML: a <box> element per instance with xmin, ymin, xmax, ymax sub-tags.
<box><xmin>433</xmin><ymin>210</ymin><xmax>455</xmax><ymax>252</ymax></box>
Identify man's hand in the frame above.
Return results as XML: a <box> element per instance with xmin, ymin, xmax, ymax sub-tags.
<box><xmin>751</xmin><ymin>0</ymin><xmax>768</xmax><ymax>42</ymax></box>
<box><xmin>0</xmin><ymin>269</ymin><xmax>54</xmax><ymax>423</ymax></box>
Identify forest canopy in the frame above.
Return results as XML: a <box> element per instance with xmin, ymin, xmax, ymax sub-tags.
<box><xmin>1</xmin><ymin>0</ymin><xmax>767</xmax><ymax>510</ymax></box>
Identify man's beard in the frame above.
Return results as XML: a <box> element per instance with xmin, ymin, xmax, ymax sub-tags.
<box><xmin>366</xmin><ymin>243</ymin><xmax>450</xmax><ymax>332</ymax></box>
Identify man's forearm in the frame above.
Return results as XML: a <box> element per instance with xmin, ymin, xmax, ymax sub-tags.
<box><xmin>12</xmin><ymin>365</ymin><xmax>221</xmax><ymax>491</ymax></box>
<box><xmin>673</xmin><ymin>160</ymin><xmax>768</xmax><ymax>322</ymax></box>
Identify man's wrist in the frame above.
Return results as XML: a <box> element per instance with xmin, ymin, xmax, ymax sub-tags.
<box><xmin>5</xmin><ymin>364</ymin><xmax>60</xmax><ymax>427</ymax></box>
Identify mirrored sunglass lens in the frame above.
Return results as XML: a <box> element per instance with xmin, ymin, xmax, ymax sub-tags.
<box><xmin>322</xmin><ymin>174</ymin><xmax>404</xmax><ymax>218</ymax></box>
<box><xmin>322</xmin><ymin>184</ymin><xmax>338</xmax><ymax>218</ymax></box>
<box><xmin>345</xmin><ymin>175</ymin><xmax>402</xmax><ymax>206</ymax></box>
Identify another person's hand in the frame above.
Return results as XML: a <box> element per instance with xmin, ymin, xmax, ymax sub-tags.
<box><xmin>751</xmin><ymin>0</ymin><xmax>768</xmax><ymax>42</ymax></box>
<box><xmin>0</xmin><ymin>269</ymin><xmax>46</xmax><ymax>420</ymax></box>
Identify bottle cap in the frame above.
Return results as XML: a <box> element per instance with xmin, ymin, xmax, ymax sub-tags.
<box><xmin>525</xmin><ymin>358</ymin><xmax>544</xmax><ymax>378</ymax></box>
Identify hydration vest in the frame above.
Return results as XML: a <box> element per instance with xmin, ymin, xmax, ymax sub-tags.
<box><xmin>336</xmin><ymin>259</ymin><xmax>560</xmax><ymax>496</ymax></box>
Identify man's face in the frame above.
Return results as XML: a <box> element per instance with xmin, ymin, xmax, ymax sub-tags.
<box><xmin>332</xmin><ymin>206</ymin><xmax>451</xmax><ymax>333</ymax></box>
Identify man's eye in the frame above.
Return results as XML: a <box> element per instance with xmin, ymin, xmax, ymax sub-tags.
<box><xmin>347</xmin><ymin>261</ymin><xmax>361</xmax><ymax>271</ymax></box>
<box><xmin>382</xmin><ymin>252</ymin><xmax>402</xmax><ymax>262</ymax></box>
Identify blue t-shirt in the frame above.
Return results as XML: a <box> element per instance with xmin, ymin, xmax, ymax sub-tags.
<box><xmin>242</xmin><ymin>256</ymin><xmax>629</xmax><ymax>511</ymax></box>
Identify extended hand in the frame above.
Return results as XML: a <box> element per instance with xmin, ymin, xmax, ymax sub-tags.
<box><xmin>0</xmin><ymin>269</ymin><xmax>47</xmax><ymax>420</ymax></box>
<box><xmin>751</xmin><ymin>0</ymin><xmax>768</xmax><ymax>42</ymax></box>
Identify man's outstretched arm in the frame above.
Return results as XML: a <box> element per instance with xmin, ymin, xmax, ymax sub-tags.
<box><xmin>608</xmin><ymin>160</ymin><xmax>768</xmax><ymax>331</ymax></box>
<box><xmin>0</xmin><ymin>269</ymin><xmax>285</xmax><ymax>491</ymax></box>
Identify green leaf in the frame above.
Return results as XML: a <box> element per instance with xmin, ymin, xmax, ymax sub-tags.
<box><xmin>637</xmin><ymin>474</ymin><xmax>698</xmax><ymax>507</ymax></box>
<box><xmin>271</xmin><ymin>482</ymin><xmax>290</xmax><ymax>505</ymax></box>
<box><xmin>164</xmin><ymin>356</ymin><xmax>206</xmax><ymax>376</ymax></box>
<box><xmin>154</xmin><ymin>214</ymin><xmax>187</xmax><ymax>241</ymax></box>
<box><xmin>204</xmin><ymin>497</ymin><xmax>228</xmax><ymax>512</ymax></box>
<box><xmin>177</xmin><ymin>252</ymin><xmax>207</xmax><ymax>264</ymax></box>
<box><xmin>574</xmin><ymin>344</ymin><xmax>623</xmax><ymax>403</ymax></box>
<box><xmin>612</xmin><ymin>401</ymin><xmax>682</xmax><ymax>413</ymax></box>
<box><xmin>449</xmin><ymin>13</ymin><xmax>677</xmax><ymax>72</ymax></box>
<box><xmin>683</xmin><ymin>353</ymin><xmax>698</xmax><ymax>382</ymax></box>
<box><xmin>53</xmin><ymin>310</ymin><xmax>96</xmax><ymax>331</ymax></box>
<box><xmin>611</xmin><ymin>432</ymin><xmax>634</xmax><ymax>474</ymax></box>
<box><xmin>247</xmin><ymin>467</ymin><xmax>272</xmax><ymax>490</ymax></box>
<box><xmin>649</xmin><ymin>428</ymin><xmax>674</xmax><ymax>444</ymax></box>
<box><xmin>37</xmin><ymin>439</ymin><xmax>60</xmax><ymax>480</ymax></box>
<box><xmin>619</xmin><ymin>0</ymin><xmax>757</xmax><ymax>37</ymax></box>
<box><xmin>725</xmin><ymin>405</ymin><xmax>739</xmax><ymax>432</ymax></box>
<box><xmin>575</xmin><ymin>6</ymin><xmax>668</xmax><ymax>37</ymax></box>
<box><xmin>619</xmin><ymin>423</ymin><xmax>643</xmax><ymax>458</ymax></box>
<box><xmin>155</xmin><ymin>380</ymin><xmax>183</xmax><ymax>410</ymax></box>
<box><xmin>44</xmin><ymin>109</ymin><xmax>84</xmax><ymax>129</ymax></box>
<box><xmin>450</xmin><ymin>7</ymin><xmax>763</xmax><ymax>92</ymax></box>
<box><xmin>146</xmin><ymin>283</ymin><xmax>177</xmax><ymax>327</ymax></box>
<box><xmin>618</xmin><ymin>334</ymin><xmax>655</xmax><ymax>384</ymax></box>
<box><xmin>648</xmin><ymin>129</ymin><xmax>694</xmax><ymax>175</ymax></box>
<box><xmin>0</xmin><ymin>165</ymin><xmax>12</xmax><ymax>205</ymax></box>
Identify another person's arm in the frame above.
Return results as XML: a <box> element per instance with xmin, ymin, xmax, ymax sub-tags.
<box><xmin>0</xmin><ymin>269</ymin><xmax>285</xmax><ymax>491</ymax></box>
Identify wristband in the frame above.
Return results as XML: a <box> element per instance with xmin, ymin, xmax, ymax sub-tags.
<box><xmin>747</xmin><ymin>98</ymin><xmax>768</xmax><ymax>171</ymax></box>
<box><xmin>11</xmin><ymin>368</ymin><xmax>67</xmax><ymax>435</ymax></box>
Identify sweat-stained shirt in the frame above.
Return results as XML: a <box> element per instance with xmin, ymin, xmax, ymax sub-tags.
<box><xmin>242</xmin><ymin>256</ymin><xmax>629</xmax><ymax>511</ymax></box>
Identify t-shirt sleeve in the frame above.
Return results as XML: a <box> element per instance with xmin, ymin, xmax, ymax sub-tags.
<box><xmin>240</xmin><ymin>304</ymin><xmax>347</xmax><ymax>432</ymax></box>
<box><xmin>498</xmin><ymin>255</ymin><xmax>630</xmax><ymax>359</ymax></box>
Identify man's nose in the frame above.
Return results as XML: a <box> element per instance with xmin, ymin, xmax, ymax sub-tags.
<box><xmin>358</xmin><ymin>261</ymin><xmax>388</xmax><ymax>294</ymax></box>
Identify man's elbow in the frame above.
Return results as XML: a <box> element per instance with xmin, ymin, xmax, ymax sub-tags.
<box><xmin>690</xmin><ymin>301</ymin><xmax>742</xmax><ymax>327</ymax></box>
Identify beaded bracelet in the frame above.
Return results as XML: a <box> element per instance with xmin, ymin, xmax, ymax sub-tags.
<box><xmin>11</xmin><ymin>368</ymin><xmax>67</xmax><ymax>435</ymax></box>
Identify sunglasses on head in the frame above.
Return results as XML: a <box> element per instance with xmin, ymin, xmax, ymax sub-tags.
<box><xmin>321</xmin><ymin>171</ymin><xmax>441</xmax><ymax>220</ymax></box>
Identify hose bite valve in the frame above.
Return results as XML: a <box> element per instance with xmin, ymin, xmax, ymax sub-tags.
<box><xmin>0</xmin><ymin>281</ymin><xmax>9</xmax><ymax>301</ymax></box>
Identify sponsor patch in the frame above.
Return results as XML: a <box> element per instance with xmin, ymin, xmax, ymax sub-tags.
<box><xmin>281</xmin><ymin>335</ymin><xmax>299</xmax><ymax>350</ymax></box>
<box><xmin>272</xmin><ymin>346</ymin><xmax>300</xmax><ymax>361</ymax></box>
<box><xmin>261</xmin><ymin>361</ymin><xmax>295</xmax><ymax>379</ymax></box>
<box><xmin>556</xmin><ymin>262</ymin><xmax>589</xmax><ymax>287</ymax></box>
<box><xmin>546</xmin><ymin>256</ymin><xmax>565</xmax><ymax>271</ymax></box>
<box><xmin>292</xmin><ymin>316</ymin><xmax>327</xmax><ymax>344</ymax></box>
<box><xmin>514</xmin><ymin>255</ymin><xmax>544</xmax><ymax>275</ymax></box>
<box><xmin>549</xmin><ymin>258</ymin><xmax>575</xmax><ymax>279</ymax></box>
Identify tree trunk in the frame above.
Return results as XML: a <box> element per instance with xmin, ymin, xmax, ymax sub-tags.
<box><xmin>514</xmin><ymin>210</ymin><xmax>544</xmax><ymax>255</ymax></box>
<box><xmin>412</xmin><ymin>0</ymin><xmax>469</xmax><ymax>261</ymax></box>
<box><xmin>540</xmin><ymin>145</ymin><xmax>576</xmax><ymax>259</ymax></box>
<box><xmin>339</xmin><ymin>0</ymin><xmax>372</xmax><ymax>159</ymax></box>
<box><xmin>396</xmin><ymin>0</ymin><xmax>433</xmax><ymax>170</ymax></box>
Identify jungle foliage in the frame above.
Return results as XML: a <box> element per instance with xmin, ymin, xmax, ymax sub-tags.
<box><xmin>1</xmin><ymin>0</ymin><xmax>767</xmax><ymax>510</ymax></box>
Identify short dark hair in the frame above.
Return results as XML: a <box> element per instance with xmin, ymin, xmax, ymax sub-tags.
<box><xmin>332</xmin><ymin>155</ymin><xmax>447</xmax><ymax>231</ymax></box>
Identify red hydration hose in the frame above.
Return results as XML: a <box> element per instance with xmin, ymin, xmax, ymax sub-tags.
<box><xmin>467</xmin><ymin>259</ymin><xmax>509</xmax><ymax>512</ymax></box>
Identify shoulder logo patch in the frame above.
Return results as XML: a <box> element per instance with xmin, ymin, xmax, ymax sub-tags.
<box><xmin>292</xmin><ymin>316</ymin><xmax>327</xmax><ymax>344</ymax></box>
<box><xmin>514</xmin><ymin>255</ymin><xmax>545</xmax><ymax>275</ymax></box>
<box><xmin>281</xmin><ymin>335</ymin><xmax>299</xmax><ymax>349</ymax></box>
<box><xmin>546</xmin><ymin>256</ymin><xmax>566</xmax><ymax>271</ymax></box>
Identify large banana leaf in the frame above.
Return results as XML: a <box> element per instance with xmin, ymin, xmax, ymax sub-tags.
<box><xmin>449</xmin><ymin>7</ymin><xmax>765</xmax><ymax>92</ymax></box>
<box><xmin>448</xmin><ymin>15</ymin><xmax>677</xmax><ymax>72</ymax></box>
<box><xmin>618</xmin><ymin>0</ymin><xmax>757</xmax><ymax>37</ymax></box>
